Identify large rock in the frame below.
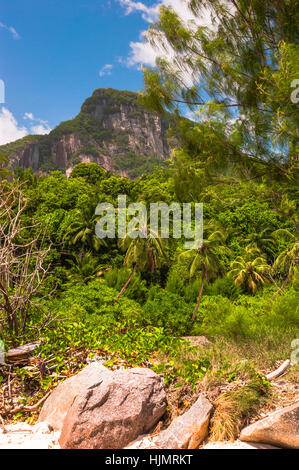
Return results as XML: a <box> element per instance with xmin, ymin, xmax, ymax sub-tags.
<box><xmin>155</xmin><ymin>395</ymin><xmax>213</xmax><ymax>449</ymax></box>
<box><xmin>59</xmin><ymin>367</ymin><xmax>167</xmax><ymax>449</ymax></box>
<box><xmin>39</xmin><ymin>362</ymin><xmax>111</xmax><ymax>430</ymax></box>
<box><xmin>240</xmin><ymin>401</ymin><xmax>299</xmax><ymax>449</ymax></box>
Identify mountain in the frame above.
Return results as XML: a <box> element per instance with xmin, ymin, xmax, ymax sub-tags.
<box><xmin>0</xmin><ymin>89</ymin><xmax>173</xmax><ymax>178</ymax></box>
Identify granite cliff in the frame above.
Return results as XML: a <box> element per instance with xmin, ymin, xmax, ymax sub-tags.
<box><xmin>0</xmin><ymin>89</ymin><xmax>173</xmax><ymax>178</ymax></box>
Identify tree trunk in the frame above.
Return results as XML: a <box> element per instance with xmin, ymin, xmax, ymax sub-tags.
<box><xmin>270</xmin><ymin>275</ymin><xmax>289</xmax><ymax>301</ymax></box>
<box><xmin>79</xmin><ymin>244</ymin><xmax>85</xmax><ymax>263</ymax></box>
<box><xmin>117</xmin><ymin>264</ymin><xmax>137</xmax><ymax>300</ymax></box>
<box><xmin>192</xmin><ymin>274</ymin><xmax>205</xmax><ymax>322</ymax></box>
<box><xmin>292</xmin><ymin>218</ymin><xmax>299</xmax><ymax>234</ymax></box>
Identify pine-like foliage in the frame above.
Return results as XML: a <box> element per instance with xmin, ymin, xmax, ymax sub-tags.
<box><xmin>140</xmin><ymin>0</ymin><xmax>299</xmax><ymax>190</ymax></box>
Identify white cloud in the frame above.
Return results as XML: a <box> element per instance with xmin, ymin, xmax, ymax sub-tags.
<box><xmin>99</xmin><ymin>64</ymin><xmax>113</xmax><ymax>77</ymax></box>
<box><xmin>23</xmin><ymin>112</ymin><xmax>52</xmax><ymax>134</ymax></box>
<box><xmin>0</xmin><ymin>107</ymin><xmax>52</xmax><ymax>145</ymax></box>
<box><xmin>30</xmin><ymin>123</ymin><xmax>51</xmax><ymax>135</ymax></box>
<box><xmin>117</xmin><ymin>0</ymin><xmax>225</xmax><ymax>70</ymax></box>
<box><xmin>24</xmin><ymin>112</ymin><xmax>34</xmax><ymax>120</ymax></box>
<box><xmin>127</xmin><ymin>33</ymin><xmax>160</xmax><ymax>67</ymax></box>
<box><xmin>0</xmin><ymin>107</ymin><xmax>28</xmax><ymax>145</ymax></box>
<box><xmin>0</xmin><ymin>22</ymin><xmax>20</xmax><ymax>39</ymax></box>
<box><xmin>117</xmin><ymin>0</ymin><xmax>160</xmax><ymax>22</ymax></box>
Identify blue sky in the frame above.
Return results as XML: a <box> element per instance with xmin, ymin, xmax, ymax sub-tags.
<box><xmin>1</xmin><ymin>0</ymin><xmax>197</xmax><ymax>144</ymax></box>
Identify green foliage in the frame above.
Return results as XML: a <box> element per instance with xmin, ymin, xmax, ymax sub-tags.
<box><xmin>104</xmin><ymin>268</ymin><xmax>148</xmax><ymax>304</ymax></box>
<box><xmin>1</xmin><ymin>3</ymin><xmax>299</xmax><ymax>425</ymax></box>
<box><xmin>204</xmin><ymin>277</ymin><xmax>242</xmax><ymax>300</ymax></box>
<box><xmin>141</xmin><ymin>0</ymin><xmax>299</xmax><ymax>183</ymax></box>
<box><xmin>47</xmin><ymin>280</ymin><xmax>143</xmax><ymax>324</ymax></box>
<box><xmin>115</xmin><ymin>152</ymin><xmax>169</xmax><ymax>179</ymax></box>
<box><xmin>0</xmin><ymin>135</ymin><xmax>38</xmax><ymax>157</ymax></box>
<box><xmin>194</xmin><ymin>290</ymin><xmax>299</xmax><ymax>341</ymax></box>
<box><xmin>69</xmin><ymin>162</ymin><xmax>107</xmax><ymax>184</ymax></box>
<box><xmin>165</xmin><ymin>271</ymin><xmax>185</xmax><ymax>297</ymax></box>
<box><xmin>142</xmin><ymin>286</ymin><xmax>194</xmax><ymax>335</ymax></box>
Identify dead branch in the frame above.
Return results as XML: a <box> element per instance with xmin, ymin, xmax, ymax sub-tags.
<box><xmin>3</xmin><ymin>391</ymin><xmax>51</xmax><ymax>415</ymax></box>
<box><xmin>266</xmin><ymin>360</ymin><xmax>291</xmax><ymax>381</ymax></box>
<box><xmin>0</xmin><ymin>185</ymin><xmax>53</xmax><ymax>341</ymax></box>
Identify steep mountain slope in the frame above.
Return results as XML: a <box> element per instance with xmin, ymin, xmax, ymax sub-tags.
<box><xmin>0</xmin><ymin>89</ymin><xmax>173</xmax><ymax>177</ymax></box>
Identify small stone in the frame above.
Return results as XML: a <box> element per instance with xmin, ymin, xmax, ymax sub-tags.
<box><xmin>33</xmin><ymin>422</ymin><xmax>53</xmax><ymax>434</ymax></box>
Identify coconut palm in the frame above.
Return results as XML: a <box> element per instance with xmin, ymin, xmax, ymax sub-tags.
<box><xmin>180</xmin><ymin>230</ymin><xmax>228</xmax><ymax>322</ymax></box>
<box><xmin>64</xmin><ymin>204</ymin><xmax>107</xmax><ymax>259</ymax></box>
<box><xmin>244</xmin><ymin>228</ymin><xmax>276</xmax><ymax>255</ymax></box>
<box><xmin>66</xmin><ymin>252</ymin><xmax>103</xmax><ymax>284</ymax></box>
<box><xmin>229</xmin><ymin>247</ymin><xmax>270</xmax><ymax>294</ymax></box>
<box><xmin>273</xmin><ymin>229</ymin><xmax>299</xmax><ymax>292</ymax></box>
<box><xmin>117</xmin><ymin>220</ymin><xmax>164</xmax><ymax>299</ymax></box>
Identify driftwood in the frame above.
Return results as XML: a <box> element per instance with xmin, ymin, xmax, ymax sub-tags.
<box><xmin>266</xmin><ymin>360</ymin><xmax>291</xmax><ymax>381</ymax></box>
<box><xmin>5</xmin><ymin>342</ymin><xmax>41</xmax><ymax>363</ymax></box>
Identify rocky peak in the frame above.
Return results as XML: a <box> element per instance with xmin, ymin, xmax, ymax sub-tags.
<box><xmin>0</xmin><ymin>88</ymin><xmax>173</xmax><ymax>178</ymax></box>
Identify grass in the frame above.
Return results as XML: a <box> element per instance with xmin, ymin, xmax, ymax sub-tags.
<box><xmin>209</xmin><ymin>374</ymin><xmax>271</xmax><ymax>441</ymax></box>
<box><xmin>155</xmin><ymin>329</ymin><xmax>298</xmax><ymax>439</ymax></box>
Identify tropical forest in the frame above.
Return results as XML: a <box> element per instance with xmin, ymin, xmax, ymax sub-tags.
<box><xmin>0</xmin><ymin>0</ymin><xmax>298</xmax><ymax>451</ymax></box>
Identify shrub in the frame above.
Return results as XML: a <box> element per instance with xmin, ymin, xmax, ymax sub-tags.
<box><xmin>165</xmin><ymin>272</ymin><xmax>185</xmax><ymax>297</ymax></box>
<box><xmin>204</xmin><ymin>277</ymin><xmax>242</xmax><ymax>300</ymax></box>
<box><xmin>104</xmin><ymin>268</ymin><xmax>148</xmax><ymax>304</ymax></box>
<box><xmin>142</xmin><ymin>286</ymin><xmax>194</xmax><ymax>335</ymax></box>
<box><xmin>48</xmin><ymin>280</ymin><xmax>143</xmax><ymax>324</ymax></box>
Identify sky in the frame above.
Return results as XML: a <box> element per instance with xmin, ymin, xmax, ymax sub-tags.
<box><xmin>0</xmin><ymin>0</ymin><xmax>202</xmax><ymax>145</ymax></box>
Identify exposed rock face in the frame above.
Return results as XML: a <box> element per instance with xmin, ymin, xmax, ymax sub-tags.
<box><xmin>8</xmin><ymin>142</ymin><xmax>40</xmax><ymax>171</ymax></box>
<box><xmin>38</xmin><ymin>362</ymin><xmax>109</xmax><ymax>431</ymax></box>
<box><xmin>90</xmin><ymin>96</ymin><xmax>168</xmax><ymax>159</ymax></box>
<box><xmin>240</xmin><ymin>401</ymin><xmax>299</xmax><ymax>449</ymax></box>
<box><xmin>154</xmin><ymin>395</ymin><xmax>213</xmax><ymax>449</ymax></box>
<box><xmin>1</xmin><ymin>88</ymin><xmax>172</xmax><ymax>177</ymax></box>
<box><xmin>59</xmin><ymin>367</ymin><xmax>167</xmax><ymax>449</ymax></box>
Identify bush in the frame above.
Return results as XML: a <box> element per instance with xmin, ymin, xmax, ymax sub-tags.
<box><xmin>166</xmin><ymin>271</ymin><xmax>185</xmax><ymax>297</ymax></box>
<box><xmin>142</xmin><ymin>286</ymin><xmax>194</xmax><ymax>335</ymax></box>
<box><xmin>104</xmin><ymin>268</ymin><xmax>148</xmax><ymax>304</ymax></box>
<box><xmin>204</xmin><ymin>277</ymin><xmax>242</xmax><ymax>300</ymax></box>
<box><xmin>191</xmin><ymin>290</ymin><xmax>299</xmax><ymax>341</ymax></box>
<box><xmin>48</xmin><ymin>280</ymin><xmax>144</xmax><ymax>324</ymax></box>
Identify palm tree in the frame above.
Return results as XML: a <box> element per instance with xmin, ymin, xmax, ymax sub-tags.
<box><xmin>180</xmin><ymin>230</ymin><xmax>228</xmax><ymax>322</ymax></box>
<box><xmin>244</xmin><ymin>228</ymin><xmax>276</xmax><ymax>255</ymax></box>
<box><xmin>66</xmin><ymin>252</ymin><xmax>103</xmax><ymax>284</ymax></box>
<box><xmin>229</xmin><ymin>247</ymin><xmax>270</xmax><ymax>294</ymax></box>
<box><xmin>64</xmin><ymin>204</ymin><xmax>107</xmax><ymax>259</ymax></box>
<box><xmin>273</xmin><ymin>229</ymin><xmax>299</xmax><ymax>292</ymax></box>
<box><xmin>117</xmin><ymin>220</ymin><xmax>164</xmax><ymax>299</ymax></box>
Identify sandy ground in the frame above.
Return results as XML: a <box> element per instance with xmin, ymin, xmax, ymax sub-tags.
<box><xmin>0</xmin><ymin>424</ymin><xmax>281</xmax><ymax>449</ymax></box>
<box><xmin>0</xmin><ymin>422</ymin><xmax>60</xmax><ymax>449</ymax></box>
